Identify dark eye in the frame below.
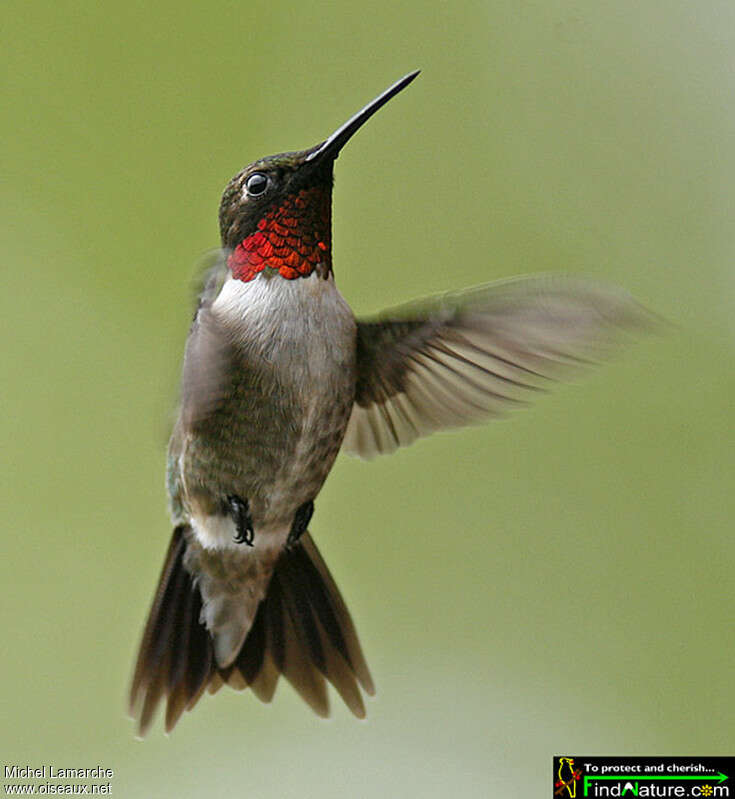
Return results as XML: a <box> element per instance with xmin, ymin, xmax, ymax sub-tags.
<box><xmin>245</xmin><ymin>172</ymin><xmax>269</xmax><ymax>197</ymax></box>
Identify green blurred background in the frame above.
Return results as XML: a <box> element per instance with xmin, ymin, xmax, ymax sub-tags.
<box><xmin>2</xmin><ymin>1</ymin><xmax>733</xmax><ymax>796</ymax></box>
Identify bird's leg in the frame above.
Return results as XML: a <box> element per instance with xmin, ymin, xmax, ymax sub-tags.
<box><xmin>226</xmin><ymin>495</ymin><xmax>254</xmax><ymax>546</ymax></box>
<box><xmin>287</xmin><ymin>500</ymin><xmax>314</xmax><ymax>547</ymax></box>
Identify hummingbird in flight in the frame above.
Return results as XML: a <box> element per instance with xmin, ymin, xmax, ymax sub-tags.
<box><xmin>129</xmin><ymin>70</ymin><xmax>651</xmax><ymax>735</ymax></box>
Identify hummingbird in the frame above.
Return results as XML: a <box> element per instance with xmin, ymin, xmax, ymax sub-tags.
<box><xmin>129</xmin><ymin>70</ymin><xmax>651</xmax><ymax>735</ymax></box>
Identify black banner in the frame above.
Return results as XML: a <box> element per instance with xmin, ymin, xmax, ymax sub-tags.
<box><xmin>553</xmin><ymin>756</ymin><xmax>733</xmax><ymax>798</ymax></box>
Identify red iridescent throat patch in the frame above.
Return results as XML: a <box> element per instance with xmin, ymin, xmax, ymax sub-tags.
<box><xmin>228</xmin><ymin>186</ymin><xmax>332</xmax><ymax>282</ymax></box>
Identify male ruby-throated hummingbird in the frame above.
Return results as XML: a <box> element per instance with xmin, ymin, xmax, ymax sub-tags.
<box><xmin>129</xmin><ymin>70</ymin><xmax>651</xmax><ymax>735</ymax></box>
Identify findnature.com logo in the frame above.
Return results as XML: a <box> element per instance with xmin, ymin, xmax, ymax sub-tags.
<box><xmin>553</xmin><ymin>757</ymin><xmax>732</xmax><ymax>798</ymax></box>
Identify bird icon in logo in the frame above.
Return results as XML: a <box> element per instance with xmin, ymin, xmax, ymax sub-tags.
<box><xmin>556</xmin><ymin>757</ymin><xmax>582</xmax><ymax>797</ymax></box>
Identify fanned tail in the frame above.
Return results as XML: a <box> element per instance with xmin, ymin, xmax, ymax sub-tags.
<box><xmin>129</xmin><ymin>526</ymin><xmax>374</xmax><ymax>736</ymax></box>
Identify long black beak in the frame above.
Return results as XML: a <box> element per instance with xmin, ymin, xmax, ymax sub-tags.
<box><xmin>305</xmin><ymin>70</ymin><xmax>420</xmax><ymax>164</ymax></box>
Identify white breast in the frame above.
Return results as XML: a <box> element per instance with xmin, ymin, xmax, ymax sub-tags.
<box><xmin>212</xmin><ymin>269</ymin><xmax>353</xmax><ymax>336</ymax></box>
<box><xmin>211</xmin><ymin>270</ymin><xmax>356</xmax><ymax>379</ymax></box>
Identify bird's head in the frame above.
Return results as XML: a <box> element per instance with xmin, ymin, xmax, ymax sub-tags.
<box><xmin>218</xmin><ymin>71</ymin><xmax>419</xmax><ymax>283</ymax></box>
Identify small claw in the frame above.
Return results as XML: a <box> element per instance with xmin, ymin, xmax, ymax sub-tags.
<box><xmin>227</xmin><ymin>495</ymin><xmax>254</xmax><ymax>547</ymax></box>
<box><xmin>234</xmin><ymin>527</ymin><xmax>254</xmax><ymax>546</ymax></box>
<box><xmin>287</xmin><ymin>500</ymin><xmax>314</xmax><ymax>547</ymax></box>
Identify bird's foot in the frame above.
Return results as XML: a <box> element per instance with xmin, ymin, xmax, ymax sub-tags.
<box><xmin>287</xmin><ymin>500</ymin><xmax>314</xmax><ymax>547</ymax></box>
<box><xmin>226</xmin><ymin>495</ymin><xmax>254</xmax><ymax>546</ymax></box>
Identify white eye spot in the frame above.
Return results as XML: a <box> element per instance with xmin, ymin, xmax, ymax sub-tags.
<box><xmin>245</xmin><ymin>172</ymin><xmax>268</xmax><ymax>197</ymax></box>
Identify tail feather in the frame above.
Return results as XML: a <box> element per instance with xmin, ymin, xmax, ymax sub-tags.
<box><xmin>291</xmin><ymin>535</ymin><xmax>374</xmax><ymax>695</ymax></box>
<box><xmin>274</xmin><ymin>538</ymin><xmax>374</xmax><ymax>717</ymax></box>
<box><xmin>278</xmin><ymin>588</ymin><xmax>330</xmax><ymax>716</ymax></box>
<box><xmin>249</xmin><ymin>649</ymin><xmax>279</xmax><ymax>704</ymax></box>
<box><xmin>129</xmin><ymin>526</ymin><xmax>373</xmax><ymax>736</ymax></box>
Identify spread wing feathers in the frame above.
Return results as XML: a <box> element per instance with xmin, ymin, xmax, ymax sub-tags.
<box><xmin>129</xmin><ymin>527</ymin><xmax>374</xmax><ymax>736</ymax></box>
<box><xmin>343</xmin><ymin>275</ymin><xmax>655</xmax><ymax>458</ymax></box>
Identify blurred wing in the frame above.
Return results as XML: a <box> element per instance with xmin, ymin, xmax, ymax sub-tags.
<box><xmin>342</xmin><ymin>275</ymin><xmax>655</xmax><ymax>458</ymax></box>
<box><xmin>180</xmin><ymin>251</ymin><xmax>234</xmax><ymax>428</ymax></box>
